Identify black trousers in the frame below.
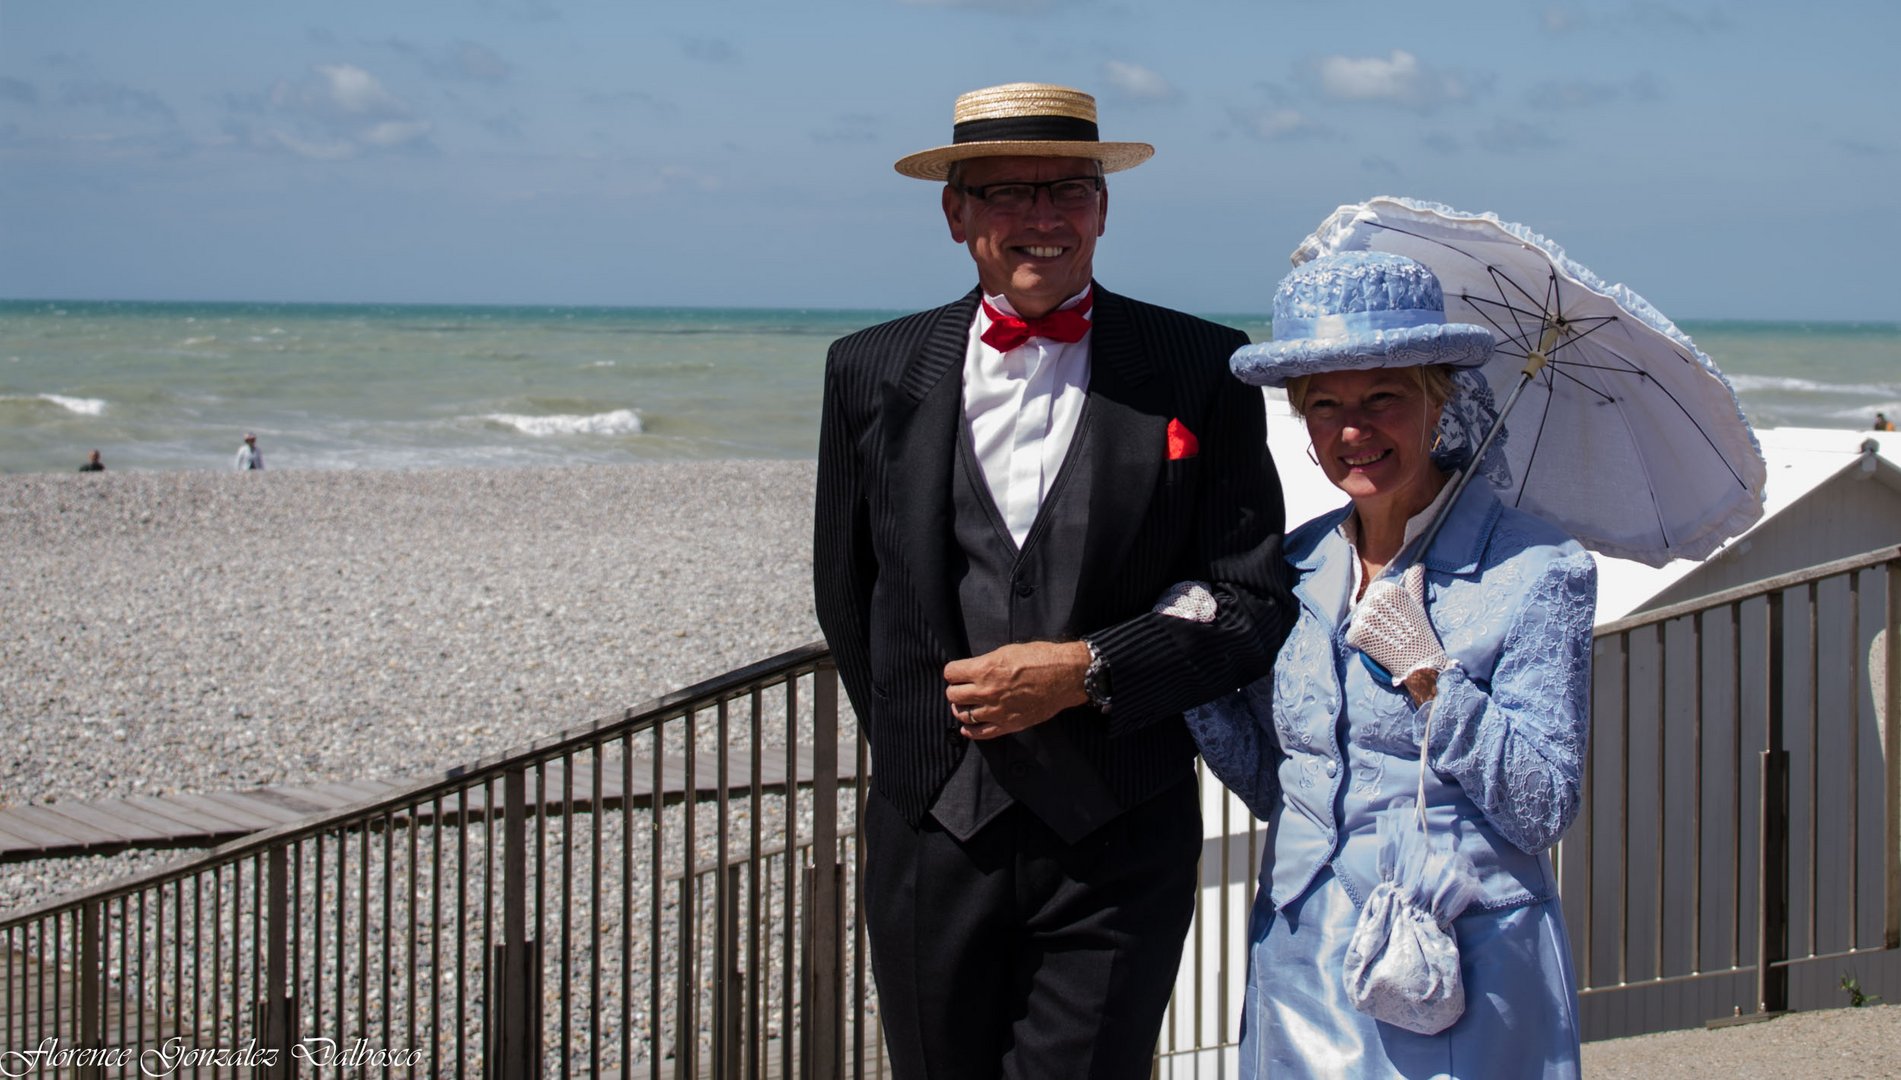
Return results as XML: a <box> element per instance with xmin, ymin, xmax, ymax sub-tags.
<box><xmin>862</xmin><ymin>775</ymin><xmax>1202</xmax><ymax>1080</ymax></box>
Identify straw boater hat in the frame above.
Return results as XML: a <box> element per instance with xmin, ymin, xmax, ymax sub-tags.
<box><xmin>893</xmin><ymin>82</ymin><xmax>1154</xmax><ymax>180</ymax></box>
<box><xmin>1229</xmin><ymin>251</ymin><xmax>1496</xmax><ymax>388</ymax></box>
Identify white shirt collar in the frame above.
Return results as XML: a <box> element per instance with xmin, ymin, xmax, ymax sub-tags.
<box><xmin>980</xmin><ymin>285</ymin><xmax>1095</xmax><ymax>321</ymax></box>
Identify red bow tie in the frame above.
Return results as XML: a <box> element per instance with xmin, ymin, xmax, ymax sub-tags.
<box><xmin>980</xmin><ymin>292</ymin><xmax>1094</xmax><ymax>352</ymax></box>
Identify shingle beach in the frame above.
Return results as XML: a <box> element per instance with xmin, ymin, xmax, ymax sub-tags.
<box><xmin>4</xmin><ymin>461</ymin><xmax>1897</xmax><ymax>1074</ymax></box>
<box><xmin>0</xmin><ymin>462</ymin><xmax>821</xmax><ymax>910</ymax></box>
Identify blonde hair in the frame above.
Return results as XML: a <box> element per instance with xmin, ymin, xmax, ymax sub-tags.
<box><xmin>1284</xmin><ymin>364</ymin><xmax>1456</xmax><ymax>418</ymax></box>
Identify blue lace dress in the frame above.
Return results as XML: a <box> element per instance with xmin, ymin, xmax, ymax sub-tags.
<box><xmin>1188</xmin><ymin>482</ymin><xmax>1595</xmax><ymax>1079</ymax></box>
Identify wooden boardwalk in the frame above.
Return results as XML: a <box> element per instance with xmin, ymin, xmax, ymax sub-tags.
<box><xmin>2</xmin><ymin>948</ymin><xmax>229</xmax><ymax>1079</ymax></box>
<box><xmin>0</xmin><ymin>745</ymin><xmax>860</xmax><ymax>864</ymax></box>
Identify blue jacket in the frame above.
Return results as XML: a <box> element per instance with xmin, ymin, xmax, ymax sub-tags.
<box><xmin>1187</xmin><ymin>482</ymin><xmax>1596</xmax><ymax>913</ymax></box>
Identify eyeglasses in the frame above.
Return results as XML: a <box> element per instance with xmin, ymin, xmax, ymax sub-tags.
<box><xmin>955</xmin><ymin>176</ymin><xmax>1103</xmax><ymax>213</ymax></box>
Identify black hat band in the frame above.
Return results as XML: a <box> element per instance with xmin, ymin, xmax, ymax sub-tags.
<box><xmin>952</xmin><ymin>115</ymin><xmax>1100</xmax><ymax>145</ymax></box>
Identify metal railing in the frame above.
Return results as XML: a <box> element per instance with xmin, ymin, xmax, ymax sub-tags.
<box><xmin>3</xmin><ymin>642</ymin><xmax>875</xmax><ymax>1078</ymax></box>
<box><xmin>6</xmin><ymin>546</ymin><xmax>1898</xmax><ymax>1073</ymax></box>
<box><xmin>1559</xmin><ymin>544</ymin><xmax>1901</xmax><ymax>1035</ymax></box>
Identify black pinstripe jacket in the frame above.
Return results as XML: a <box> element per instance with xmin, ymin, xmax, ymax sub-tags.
<box><xmin>814</xmin><ymin>284</ymin><xmax>1295</xmax><ymax>826</ymax></box>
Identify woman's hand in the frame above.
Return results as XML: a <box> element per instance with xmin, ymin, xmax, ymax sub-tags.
<box><xmin>1347</xmin><ymin>563</ymin><xmax>1450</xmax><ymax>705</ymax></box>
<box><xmin>1401</xmin><ymin>667</ymin><xmax>1439</xmax><ymax>706</ymax></box>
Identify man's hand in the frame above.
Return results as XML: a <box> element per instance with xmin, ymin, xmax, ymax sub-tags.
<box><xmin>944</xmin><ymin>641</ymin><xmax>1091</xmax><ymax>740</ymax></box>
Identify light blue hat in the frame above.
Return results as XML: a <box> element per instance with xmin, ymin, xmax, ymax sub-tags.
<box><xmin>1230</xmin><ymin>250</ymin><xmax>1496</xmax><ymax>388</ymax></box>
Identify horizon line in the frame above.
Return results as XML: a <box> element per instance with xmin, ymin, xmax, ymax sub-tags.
<box><xmin>3</xmin><ymin>296</ymin><xmax>1895</xmax><ymax>329</ymax></box>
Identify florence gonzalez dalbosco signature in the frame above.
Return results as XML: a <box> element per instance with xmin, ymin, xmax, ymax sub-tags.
<box><xmin>2</xmin><ymin>1036</ymin><xmax>425</xmax><ymax>1076</ymax></box>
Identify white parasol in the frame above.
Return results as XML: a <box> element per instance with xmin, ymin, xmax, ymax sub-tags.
<box><xmin>1294</xmin><ymin>196</ymin><xmax>1766</xmax><ymax>568</ymax></box>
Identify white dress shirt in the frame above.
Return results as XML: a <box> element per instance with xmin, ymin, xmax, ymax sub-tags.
<box><xmin>961</xmin><ymin>289</ymin><xmax>1093</xmax><ymax>547</ymax></box>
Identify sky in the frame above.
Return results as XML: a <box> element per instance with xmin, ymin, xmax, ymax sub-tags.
<box><xmin>1</xmin><ymin>1</ymin><xmax>1895</xmax><ymax>321</ymax></box>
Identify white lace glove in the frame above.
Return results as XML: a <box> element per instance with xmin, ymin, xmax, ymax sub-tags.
<box><xmin>1347</xmin><ymin>563</ymin><xmax>1454</xmax><ymax>702</ymax></box>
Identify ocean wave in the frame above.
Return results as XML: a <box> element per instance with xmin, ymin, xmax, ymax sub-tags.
<box><xmin>1729</xmin><ymin>373</ymin><xmax>1895</xmax><ymax>396</ymax></box>
<box><xmin>479</xmin><ymin>409</ymin><xmax>644</xmax><ymax>437</ymax></box>
<box><xmin>0</xmin><ymin>393</ymin><xmax>108</xmax><ymax>416</ymax></box>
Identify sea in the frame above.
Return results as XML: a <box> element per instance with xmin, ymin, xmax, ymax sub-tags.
<box><xmin>2</xmin><ymin>299</ymin><xmax>1897</xmax><ymax>474</ymax></box>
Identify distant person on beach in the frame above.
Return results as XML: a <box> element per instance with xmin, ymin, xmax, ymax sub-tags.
<box><xmin>1876</xmin><ymin>412</ymin><xmax>1896</xmax><ymax>432</ymax></box>
<box><xmin>813</xmin><ymin>82</ymin><xmax>1294</xmax><ymax>1079</ymax></box>
<box><xmin>234</xmin><ymin>433</ymin><xmax>264</xmax><ymax>471</ymax></box>
<box><xmin>78</xmin><ymin>449</ymin><xmax>104</xmax><ymax>472</ymax></box>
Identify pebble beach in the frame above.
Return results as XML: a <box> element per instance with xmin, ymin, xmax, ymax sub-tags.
<box><xmin>0</xmin><ymin>461</ymin><xmax>821</xmax><ymax>910</ymax></box>
<box><xmin>5</xmin><ymin>460</ymin><xmax>1899</xmax><ymax>1073</ymax></box>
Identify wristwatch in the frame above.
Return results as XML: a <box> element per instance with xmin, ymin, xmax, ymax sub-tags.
<box><xmin>1082</xmin><ymin>638</ymin><xmax>1113</xmax><ymax>712</ymax></box>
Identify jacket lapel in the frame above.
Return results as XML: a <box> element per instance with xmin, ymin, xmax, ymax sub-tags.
<box><xmin>1290</xmin><ymin>508</ymin><xmax>1354</xmax><ymax>633</ymax></box>
<box><xmin>1074</xmin><ymin>287</ymin><xmax>1165</xmax><ymax>602</ymax></box>
<box><xmin>884</xmin><ymin>289</ymin><xmax>979</xmax><ymax>658</ymax></box>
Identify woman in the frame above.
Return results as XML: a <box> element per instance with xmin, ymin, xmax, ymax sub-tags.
<box><xmin>1189</xmin><ymin>251</ymin><xmax>1595</xmax><ymax>1078</ymax></box>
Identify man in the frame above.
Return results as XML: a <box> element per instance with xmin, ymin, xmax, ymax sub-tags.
<box><xmin>235</xmin><ymin>432</ymin><xmax>264</xmax><ymax>471</ymax></box>
<box><xmin>78</xmin><ymin>449</ymin><xmax>105</xmax><ymax>472</ymax></box>
<box><xmin>814</xmin><ymin>83</ymin><xmax>1294</xmax><ymax>1078</ymax></box>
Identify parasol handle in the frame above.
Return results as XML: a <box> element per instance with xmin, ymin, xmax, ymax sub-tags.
<box><xmin>1405</xmin><ymin>339</ymin><xmax>1553</xmax><ymax>571</ymax></box>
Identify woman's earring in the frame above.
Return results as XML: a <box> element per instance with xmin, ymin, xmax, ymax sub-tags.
<box><xmin>1306</xmin><ymin>443</ymin><xmax>1319</xmax><ymax>465</ymax></box>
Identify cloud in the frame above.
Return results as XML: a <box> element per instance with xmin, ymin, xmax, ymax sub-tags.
<box><xmin>1361</xmin><ymin>155</ymin><xmax>1401</xmax><ymax>175</ymax></box>
<box><xmin>1100</xmin><ymin>61</ymin><xmax>1178</xmax><ymax>104</ymax></box>
<box><xmin>0</xmin><ymin>77</ymin><xmax>37</xmax><ymax>105</ymax></box>
<box><xmin>1420</xmin><ymin>132</ymin><xmax>1463</xmax><ymax>156</ymax></box>
<box><xmin>1527</xmin><ymin>74</ymin><xmax>1661</xmax><ymax>110</ymax></box>
<box><xmin>681</xmin><ymin>37</ymin><xmax>738</xmax><ymax>64</ymax></box>
<box><xmin>60</xmin><ymin>81</ymin><xmax>177</xmax><ymax>122</ymax></box>
<box><xmin>304</xmin><ymin>64</ymin><xmax>409</xmax><ymax>116</ymax></box>
<box><xmin>227</xmin><ymin>63</ymin><xmax>433</xmax><ymax>159</ymax></box>
<box><xmin>1307</xmin><ymin>50</ymin><xmax>1473</xmax><ymax>112</ymax></box>
<box><xmin>1837</xmin><ymin>139</ymin><xmax>1887</xmax><ymax>159</ymax></box>
<box><xmin>1230</xmin><ymin>105</ymin><xmax>1327</xmax><ymax>142</ymax></box>
<box><xmin>361</xmin><ymin>120</ymin><xmax>432</xmax><ymax>146</ymax></box>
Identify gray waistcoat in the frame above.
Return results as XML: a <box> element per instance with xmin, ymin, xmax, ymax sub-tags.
<box><xmin>930</xmin><ymin>409</ymin><xmax>1120</xmax><ymax>844</ymax></box>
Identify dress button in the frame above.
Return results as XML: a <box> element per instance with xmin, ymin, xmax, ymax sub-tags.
<box><xmin>1324</xmin><ymin>759</ymin><xmax>1339</xmax><ymax>778</ymax></box>
<box><xmin>1014</xmin><ymin>580</ymin><xmax>1036</xmax><ymax>598</ymax></box>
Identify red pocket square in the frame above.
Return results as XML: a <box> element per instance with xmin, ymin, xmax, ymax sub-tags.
<box><xmin>1166</xmin><ymin>418</ymin><xmax>1199</xmax><ymax>460</ymax></box>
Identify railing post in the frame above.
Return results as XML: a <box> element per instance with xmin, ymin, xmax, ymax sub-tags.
<box><xmin>802</xmin><ymin>664</ymin><xmax>843</xmax><ymax>1079</ymax></box>
<box><xmin>676</xmin><ymin>876</ymin><xmax>696</xmax><ymax>1080</ymax></box>
<box><xmin>1884</xmin><ymin>560</ymin><xmax>1900</xmax><ymax>949</ymax></box>
<box><xmin>77</xmin><ymin>902</ymin><xmax>102</xmax><ymax>1080</ymax></box>
<box><xmin>256</xmin><ymin>847</ymin><xmax>295</xmax><ymax>1079</ymax></box>
<box><xmin>1757</xmin><ymin>591</ymin><xmax>1790</xmax><ymax>1016</ymax></box>
<box><xmin>715</xmin><ymin>864</ymin><xmax>743</xmax><ymax>1080</ymax></box>
<box><xmin>489</xmin><ymin>766</ymin><xmax>541</xmax><ymax>1077</ymax></box>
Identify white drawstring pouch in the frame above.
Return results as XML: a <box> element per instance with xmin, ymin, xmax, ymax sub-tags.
<box><xmin>1340</xmin><ymin>705</ymin><xmax>1484</xmax><ymax>1036</ymax></box>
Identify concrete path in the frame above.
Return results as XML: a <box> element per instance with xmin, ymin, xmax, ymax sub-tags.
<box><xmin>1583</xmin><ymin>1004</ymin><xmax>1901</xmax><ymax>1078</ymax></box>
